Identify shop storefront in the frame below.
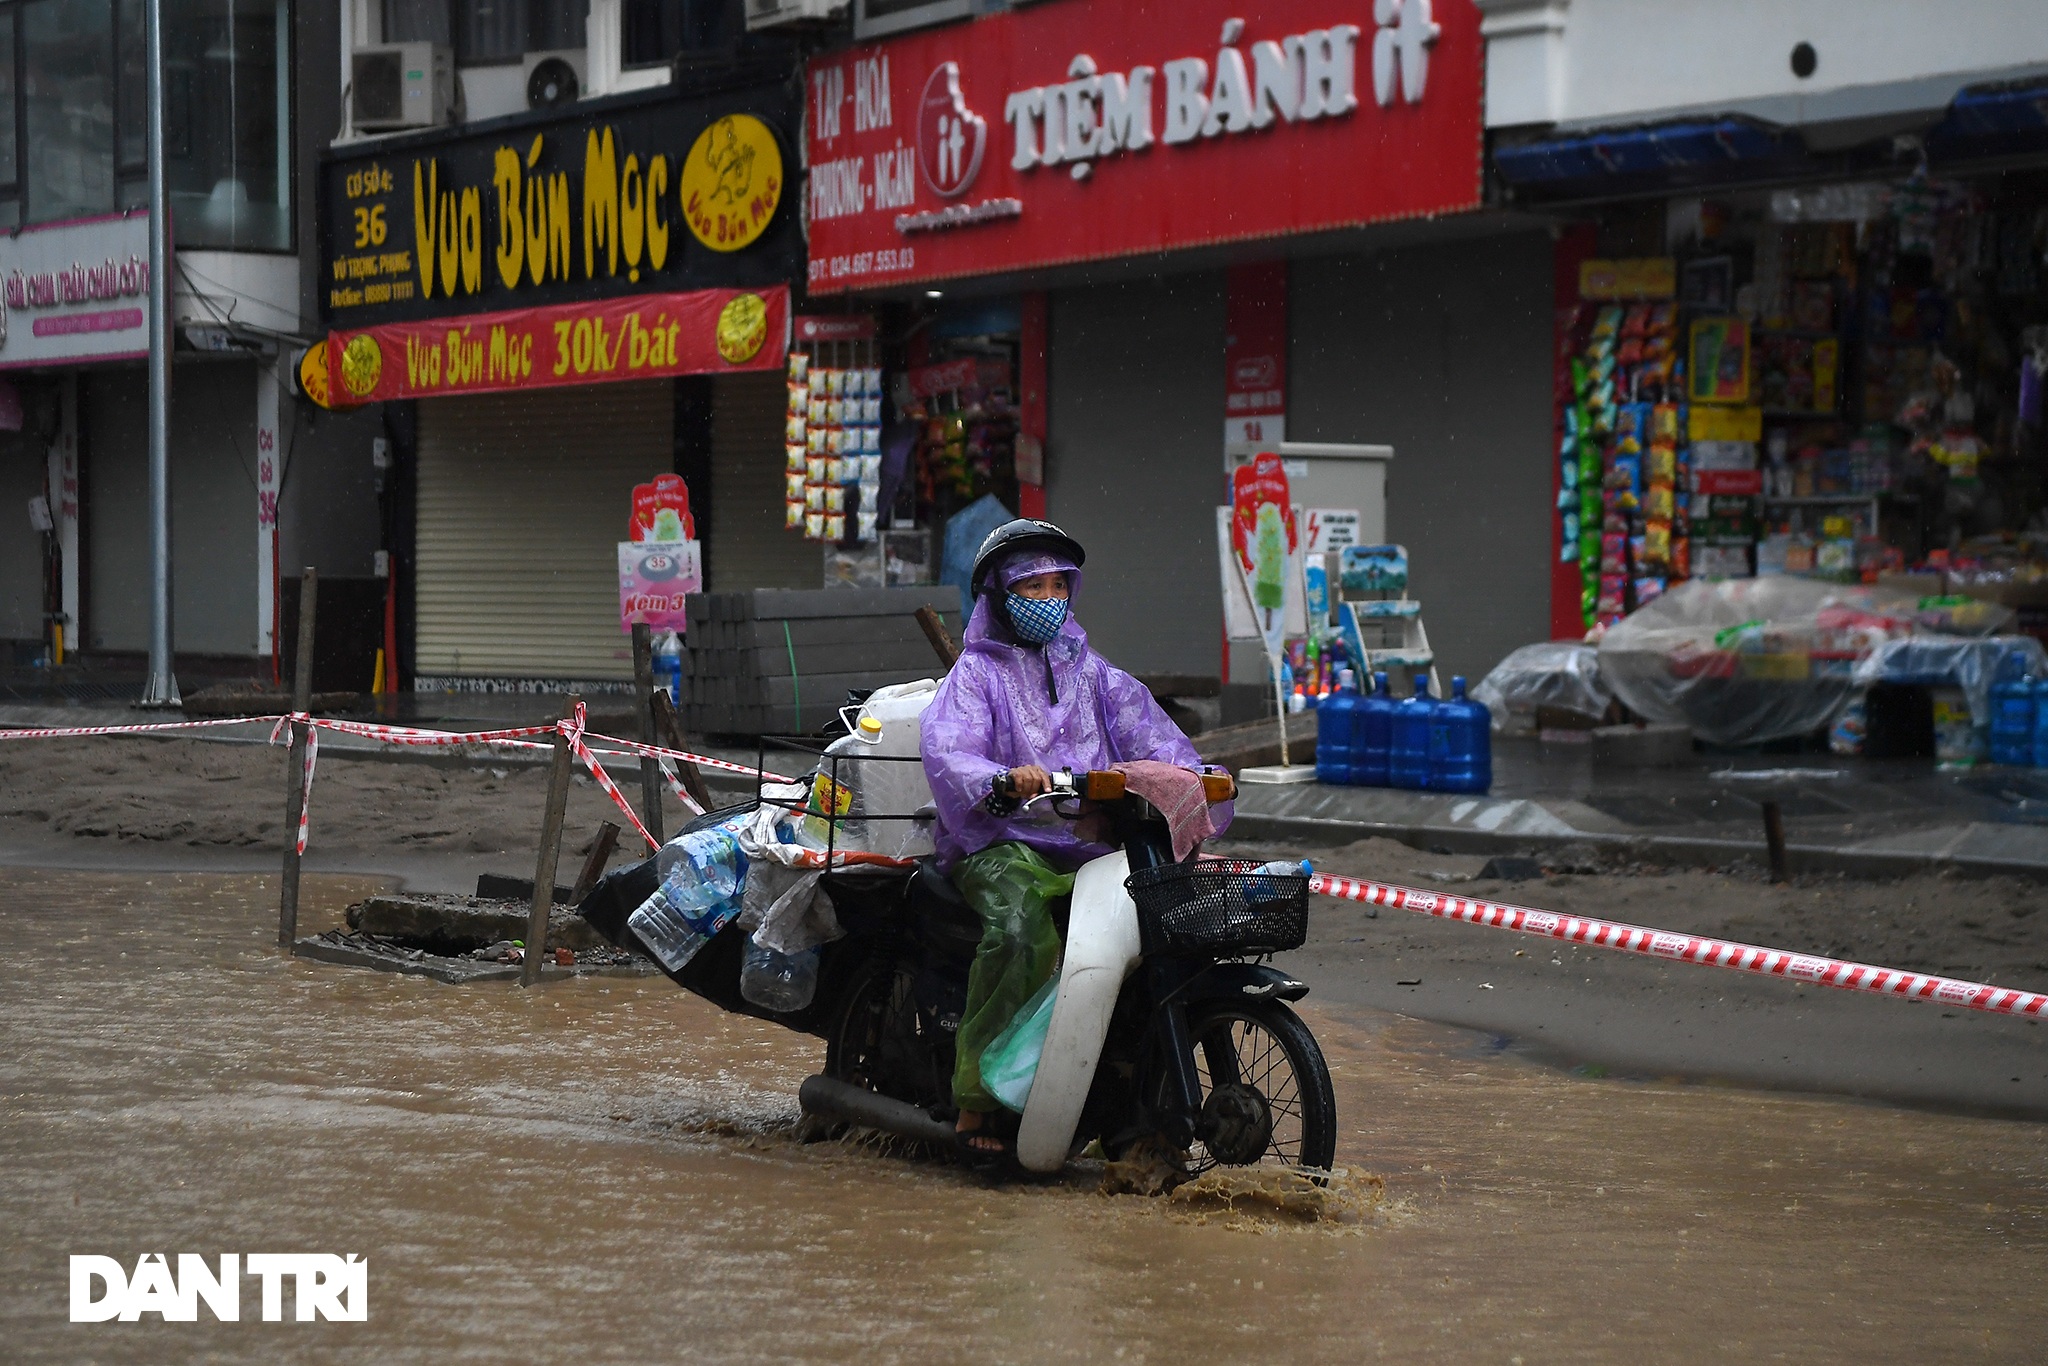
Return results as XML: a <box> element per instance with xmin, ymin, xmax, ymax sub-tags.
<box><xmin>1497</xmin><ymin>88</ymin><xmax>2048</xmax><ymax>644</ymax></box>
<box><xmin>798</xmin><ymin>1</ymin><xmax>1558</xmax><ymax>685</ymax></box>
<box><xmin>318</xmin><ymin>80</ymin><xmax>803</xmax><ymax>687</ymax></box>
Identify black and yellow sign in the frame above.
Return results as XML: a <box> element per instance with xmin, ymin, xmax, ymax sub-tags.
<box><xmin>318</xmin><ymin>86</ymin><xmax>798</xmax><ymax>328</ymax></box>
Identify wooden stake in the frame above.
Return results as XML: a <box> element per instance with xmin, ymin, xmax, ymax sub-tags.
<box><xmin>914</xmin><ymin>605</ymin><xmax>959</xmax><ymax>668</ymax></box>
<box><xmin>278</xmin><ymin>568</ymin><xmax>317</xmax><ymax>953</ymax></box>
<box><xmin>524</xmin><ymin>694</ymin><xmax>579</xmax><ymax>987</ymax></box>
<box><xmin>631</xmin><ymin>622</ymin><xmax>664</xmax><ymax>844</ymax></box>
<box><xmin>1761</xmin><ymin>800</ymin><xmax>1789</xmax><ymax>884</ymax></box>
<box><xmin>650</xmin><ymin>689</ymin><xmax>714</xmax><ymax>812</ymax></box>
<box><xmin>570</xmin><ymin>821</ymin><xmax>621</xmax><ymax>904</ymax></box>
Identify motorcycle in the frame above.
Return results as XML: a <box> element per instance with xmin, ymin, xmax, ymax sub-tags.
<box><xmin>576</xmin><ymin>758</ymin><xmax>1337</xmax><ymax>1178</ymax></box>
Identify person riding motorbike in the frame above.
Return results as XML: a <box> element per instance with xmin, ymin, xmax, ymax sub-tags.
<box><xmin>919</xmin><ymin>518</ymin><xmax>1229</xmax><ymax>1155</ymax></box>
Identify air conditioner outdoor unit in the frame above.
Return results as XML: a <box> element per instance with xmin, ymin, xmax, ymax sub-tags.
<box><xmin>522</xmin><ymin>48</ymin><xmax>586</xmax><ymax>110</ymax></box>
<box><xmin>746</xmin><ymin>0</ymin><xmax>847</xmax><ymax>30</ymax></box>
<box><xmin>352</xmin><ymin>42</ymin><xmax>454</xmax><ymax>131</ymax></box>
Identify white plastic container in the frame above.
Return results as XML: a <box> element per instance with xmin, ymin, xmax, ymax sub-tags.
<box><xmin>816</xmin><ymin>678</ymin><xmax>940</xmax><ymax>858</ymax></box>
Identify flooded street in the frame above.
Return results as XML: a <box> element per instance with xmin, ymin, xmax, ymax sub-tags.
<box><xmin>3</xmin><ymin>867</ymin><xmax>2046</xmax><ymax>1363</ymax></box>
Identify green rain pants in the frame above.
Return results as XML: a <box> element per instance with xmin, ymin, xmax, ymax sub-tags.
<box><xmin>950</xmin><ymin>842</ymin><xmax>1074</xmax><ymax>1114</ymax></box>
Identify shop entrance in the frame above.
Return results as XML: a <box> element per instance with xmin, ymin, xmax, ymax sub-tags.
<box><xmin>413</xmin><ymin>381</ymin><xmax>673</xmax><ymax>684</ymax></box>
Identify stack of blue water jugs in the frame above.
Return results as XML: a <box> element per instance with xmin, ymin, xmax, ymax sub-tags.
<box><xmin>1987</xmin><ymin>649</ymin><xmax>2048</xmax><ymax>766</ymax></box>
<box><xmin>1315</xmin><ymin>670</ymin><xmax>1492</xmax><ymax>793</ymax></box>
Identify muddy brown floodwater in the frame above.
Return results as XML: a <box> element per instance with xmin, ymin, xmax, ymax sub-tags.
<box><xmin>3</xmin><ymin>868</ymin><xmax>2046</xmax><ymax>1363</ymax></box>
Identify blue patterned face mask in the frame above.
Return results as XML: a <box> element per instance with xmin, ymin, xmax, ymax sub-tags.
<box><xmin>1005</xmin><ymin>592</ymin><xmax>1069</xmax><ymax>645</ymax></box>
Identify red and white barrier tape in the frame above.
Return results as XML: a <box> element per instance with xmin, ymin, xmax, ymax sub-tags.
<box><xmin>658</xmin><ymin>760</ymin><xmax>709</xmax><ymax>818</ymax></box>
<box><xmin>4</xmin><ymin>707</ymin><xmax>795</xmax><ymax>860</ymax></box>
<box><xmin>1309</xmin><ymin>873</ymin><xmax>2048</xmax><ymax>1021</ymax></box>
<box><xmin>0</xmin><ymin>715</ymin><xmax>288</xmax><ymax>741</ymax></box>
<box><xmin>295</xmin><ymin>729</ymin><xmax>317</xmax><ymax>855</ymax></box>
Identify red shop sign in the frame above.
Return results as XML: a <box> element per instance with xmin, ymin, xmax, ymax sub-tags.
<box><xmin>323</xmin><ymin>286</ymin><xmax>788</xmax><ymax>404</ymax></box>
<box><xmin>804</xmin><ymin>0</ymin><xmax>1481</xmax><ymax>294</ymax></box>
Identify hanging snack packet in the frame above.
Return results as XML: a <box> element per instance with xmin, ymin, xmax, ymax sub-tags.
<box><xmin>785</xmin><ymin>499</ymin><xmax>804</xmax><ymax>529</ymax></box>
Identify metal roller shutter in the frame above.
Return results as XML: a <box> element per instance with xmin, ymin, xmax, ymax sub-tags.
<box><xmin>415</xmin><ymin>381</ymin><xmax>672</xmax><ymax>681</ymax></box>
<box><xmin>708</xmin><ymin>371</ymin><xmax>815</xmax><ymax>591</ymax></box>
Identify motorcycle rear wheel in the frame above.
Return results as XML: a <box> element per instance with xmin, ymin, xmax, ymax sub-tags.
<box><xmin>824</xmin><ymin>956</ymin><xmax>950</xmax><ymax>1112</ymax></box>
<box><xmin>1178</xmin><ymin>1000</ymin><xmax>1337</xmax><ymax>1174</ymax></box>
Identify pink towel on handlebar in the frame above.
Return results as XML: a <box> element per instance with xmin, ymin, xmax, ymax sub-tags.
<box><xmin>1113</xmin><ymin>761</ymin><xmax>1216</xmax><ymax>862</ymax></box>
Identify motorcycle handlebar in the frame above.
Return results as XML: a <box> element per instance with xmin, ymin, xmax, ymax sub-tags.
<box><xmin>996</xmin><ymin>767</ymin><xmax>1236</xmax><ymax>808</ymax></box>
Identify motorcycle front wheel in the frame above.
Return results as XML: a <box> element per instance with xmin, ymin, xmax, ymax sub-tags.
<box><xmin>1177</xmin><ymin>1000</ymin><xmax>1337</xmax><ymax>1174</ymax></box>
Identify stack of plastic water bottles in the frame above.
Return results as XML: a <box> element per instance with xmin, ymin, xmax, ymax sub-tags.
<box><xmin>1313</xmin><ymin>670</ymin><xmax>1492</xmax><ymax>794</ymax></box>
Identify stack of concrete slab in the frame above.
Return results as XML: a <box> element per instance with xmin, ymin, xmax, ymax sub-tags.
<box><xmin>681</xmin><ymin>586</ymin><xmax>957</xmax><ymax>735</ymax></box>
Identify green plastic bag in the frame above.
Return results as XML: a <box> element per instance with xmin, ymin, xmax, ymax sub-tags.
<box><xmin>980</xmin><ymin>976</ymin><xmax>1058</xmax><ymax>1113</ymax></box>
<box><xmin>951</xmin><ymin>842</ymin><xmax>1071</xmax><ymax>1113</ymax></box>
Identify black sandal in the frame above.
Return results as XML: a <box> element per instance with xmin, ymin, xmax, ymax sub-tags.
<box><xmin>953</xmin><ymin>1112</ymin><xmax>1015</xmax><ymax>1170</ymax></box>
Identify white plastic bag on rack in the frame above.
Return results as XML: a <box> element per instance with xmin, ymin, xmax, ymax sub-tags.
<box><xmin>731</xmin><ymin>781</ymin><xmax>840</xmax><ymax>955</ymax></box>
<box><xmin>1596</xmin><ymin>578</ymin><xmax>2013</xmax><ymax>745</ymax></box>
<box><xmin>1471</xmin><ymin>642</ymin><xmax>1611</xmax><ymax>733</ymax></box>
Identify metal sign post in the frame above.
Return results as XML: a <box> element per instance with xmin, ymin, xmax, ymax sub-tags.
<box><xmin>139</xmin><ymin>0</ymin><xmax>178</xmax><ymax>707</ymax></box>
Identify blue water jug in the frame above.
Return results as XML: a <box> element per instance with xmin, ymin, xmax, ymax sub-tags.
<box><xmin>2033</xmin><ymin>678</ymin><xmax>2048</xmax><ymax>769</ymax></box>
<box><xmin>1315</xmin><ymin>671</ymin><xmax>1360</xmax><ymax>785</ymax></box>
<box><xmin>1430</xmin><ymin>675</ymin><xmax>1493</xmax><ymax>793</ymax></box>
<box><xmin>1354</xmin><ymin>671</ymin><xmax>1395</xmax><ymax>786</ymax></box>
<box><xmin>1389</xmin><ymin>674</ymin><xmax>1435</xmax><ymax>790</ymax></box>
<box><xmin>1990</xmin><ymin>651</ymin><xmax>2036</xmax><ymax>765</ymax></box>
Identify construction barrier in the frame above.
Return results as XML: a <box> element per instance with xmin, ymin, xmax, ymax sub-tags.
<box><xmin>1309</xmin><ymin>872</ymin><xmax>2048</xmax><ymax>1022</ymax></box>
<box><xmin>0</xmin><ymin>706</ymin><xmax>797</xmax><ymax>859</ymax></box>
<box><xmin>3</xmin><ymin>713</ymin><xmax>2039</xmax><ymax>1017</ymax></box>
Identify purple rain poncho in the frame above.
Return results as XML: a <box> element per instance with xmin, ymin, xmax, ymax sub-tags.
<box><xmin>920</xmin><ymin>551</ymin><xmax>1232</xmax><ymax>871</ymax></box>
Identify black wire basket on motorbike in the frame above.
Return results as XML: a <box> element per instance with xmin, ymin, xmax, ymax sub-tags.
<box><xmin>1124</xmin><ymin>859</ymin><xmax>1310</xmax><ymax>958</ymax></box>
